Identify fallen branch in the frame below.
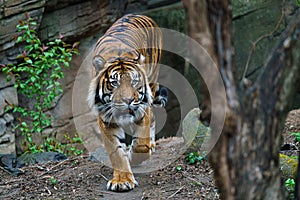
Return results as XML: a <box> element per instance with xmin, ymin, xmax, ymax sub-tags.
<box><xmin>167</xmin><ymin>186</ymin><xmax>184</xmax><ymax>199</ymax></box>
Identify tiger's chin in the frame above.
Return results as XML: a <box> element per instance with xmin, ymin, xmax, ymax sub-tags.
<box><xmin>101</xmin><ymin>107</ymin><xmax>146</xmax><ymax>125</ymax></box>
<box><xmin>114</xmin><ymin>110</ymin><xmax>136</xmax><ymax>124</ymax></box>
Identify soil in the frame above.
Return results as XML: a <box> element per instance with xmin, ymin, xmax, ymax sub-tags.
<box><xmin>0</xmin><ymin>109</ymin><xmax>299</xmax><ymax>200</ymax></box>
<box><xmin>0</xmin><ymin>138</ymin><xmax>219</xmax><ymax>200</ymax></box>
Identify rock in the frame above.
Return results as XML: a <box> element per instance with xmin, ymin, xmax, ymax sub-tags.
<box><xmin>182</xmin><ymin>108</ymin><xmax>210</xmax><ymax>153</ymax></box>
<box><xmin>19</xmin><ymin>152</ymin><xmax>67</xmax><ymax>164</ymax></box>
<box><xmin>0</xmin><ymin>118</ymin><xmax>6</xmax><ymax>137</ymax></box>
<box><xmin>3</xmin><ymin>113</ymin><xmax>14</xmax><ymax>123</ymax></box>
<box><xmin>0</xmin><ymin>86</ymin><xmax>18</xmax><ymax>116</ymax></box>
<box><xmin>0</xmin><ymin>154</ymin><xmax>24</xmax><ymax>175</ymax></box>
<box><xmin>0</xmin><ymin>131</ymin><xmax>15</xmax><ymax>154</ymax></box>
<box><xmin>0</xmin><ymin>7</ymin><xmax>44</xmax><ymax>56</ymax></box>
<box><xmin>39</xmin><ymin>0</ymin><xmax>114</xmax><ymax>41</ymax></box>
<box><xmin>1</xmin><ymin>0</ymin><xmax>45</xmax><ymax>18</ymax></box>
<box><xmin>0</xmin><ymin>73</ymin><xmax>14</xmax><ymax>89</ymax></box>
<box><xmin>0</xmin><ymin>152</ymin><xmax>67</xmax><ymax>175</ymax></box>
<box><xmin>232</xmin><ymin>0</ymin><xmax>297</xmax><ymax>81</ymax></box>
<box><xmin>0</xmin><ymin>136</ymin><xmax>10</xmax><ymax>144</ymax></box>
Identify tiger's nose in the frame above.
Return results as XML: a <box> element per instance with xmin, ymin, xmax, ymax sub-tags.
<box><xmin>122</xmin><ymin>98</ymin><xmax>134</xmax><ymax>105</ymax></box>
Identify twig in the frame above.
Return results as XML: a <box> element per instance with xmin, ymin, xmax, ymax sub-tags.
<box><xmin>45</xmin><ymin>187</ymin><xmax>52</xmax><ymax>196</ymax></box>
<box><xmin>48</xmin><ymin>158</ymin><xmax>69</xmax><ymax>171</ymax></box>
<box><xmin>4</xmin><ymin>178</ymin><xmax>24</xmax><ymax>185</ymax></box>
<box><xmin>242</xmin><ymin>0</ymin><xmax>285</xmax><ymax>80</ymax></box>
<box><xmin>167</xmin><ymin>186</ymin><xmax>184</xmax><ymax>199</ymax></box>
<box><xmin>38</xmin><ymin>157</ymin><xmax>76</xmax><ymax>177</ymax></box>
<box><xmin>99</xmin><ymin>173</ymin><xmax>108</xmax><ymax>181</ymax></box>
<box><xmin>182</xmin><ymin>171</ymin><xmax>201</xmax><ymax>185</ymax></box>
<box><xmin>0</xmin><ymin>166</ymin><xmax>13</xmax><ymax>175</ymax></box>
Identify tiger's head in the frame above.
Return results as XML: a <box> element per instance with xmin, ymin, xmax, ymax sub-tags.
<box><xmin>88</xmin><ymin>54</ymin><xmax>152</xmax><ymax>125</ymax></box>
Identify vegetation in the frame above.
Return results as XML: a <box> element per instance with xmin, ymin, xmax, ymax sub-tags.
<box><xmin>285</xmin><ymin>178</ymin><xmax>295</xmax><ymax>199</ymax></box>
<box><xmin>291</xmin><ymin>132</ymin><xmax>300</xmax><ymax>143</ymax></box>
<box><xmin>0</xmin><ymin>13</ymin><xmax>81</xmax><ymax>155</ymax></box>
<box><xmin>282</xmin><ymin>131</ymin><xmax>300</xmax><ymax>199</ymax></box>
<box><xmin>185</xmin><ymin>151</ymin><xmax>206</xmax><ymax>165</ymax></box>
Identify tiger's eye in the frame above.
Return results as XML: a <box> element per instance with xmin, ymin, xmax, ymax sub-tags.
<box><xmin>110</xmin><ymin>80</ymin><xmax>119</xmax><ymax>87</ymax></box>
<box><xmin>132</xmin><ymin>80</ymin><xmax>139</xmax><ymax>86</ymax></box>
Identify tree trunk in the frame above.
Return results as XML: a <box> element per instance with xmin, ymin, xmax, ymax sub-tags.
<box><xmin>182</xmin><ymin>0</ymin><xmax>213</xmax><ymax>122</ymax></box>
<box><xmin>183</xmin><ymin>0</ymin><xmax>300</xmax><ymax>199</ymax></box>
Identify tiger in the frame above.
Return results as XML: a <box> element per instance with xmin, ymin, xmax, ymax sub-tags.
<box><xmin>87</xmin><ymin>14</ymin><xmax>167</xmax><ymax>191</ymax></box>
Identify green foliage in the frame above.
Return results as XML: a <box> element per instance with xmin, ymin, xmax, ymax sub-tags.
<box><xmin>0</xmin><ymin>13</ymin><xmax>80</xmax><ymax>155</ymax></box>
<box><xmin>290</xmin><ymin>132</ymin><xmax>300</xmax><ymax>143</ymax></box>
<box><xmin>40</xmin><ymin>133</ymin><xmax>83</xmax><ymax>156</ymax></box>
<box><xmin>185</xmin><ymin>152</ymin><xmax>206</xmax><ymax>165</ymax></box>
<box><xmin>285</xmin><ymin>178</ymin><xmax>295</xmax><ymax>199</ymax></box>
<box><xmin>50</xmin><ymin>176</ymin><xmax>57</xmax><ymax>185</ymax></box>
<box><xmin>176</xmin><ymin>165</ymin><xmax>182</xmax><ymax>171</ymax></box>
<box><xmin>296</xmin><ymin>0</ymin><xmax>300</xmax><ymax>7</ymax></box>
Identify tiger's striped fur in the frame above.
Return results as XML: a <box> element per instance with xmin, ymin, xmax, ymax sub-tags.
<box><xmin>87</xmin><ymin>14</ymin><xmax>165</xmax><ymax>192</ymax></box>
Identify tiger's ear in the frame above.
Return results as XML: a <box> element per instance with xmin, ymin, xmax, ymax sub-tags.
<box><xmin>135</xmin><ymin>54</ymin><xmax>145</xmax><ymax>64</ymax></box>
<box><xmin>92</xmin><ymin>55</ymin><xmax>106</xmax><ymax>74</ymax></box>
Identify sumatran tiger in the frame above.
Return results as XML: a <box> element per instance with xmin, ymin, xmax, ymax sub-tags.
<box><xmin>87</xmin><ymin>14</ymin><xmax>167</xmax><ymax>191</ymax></box>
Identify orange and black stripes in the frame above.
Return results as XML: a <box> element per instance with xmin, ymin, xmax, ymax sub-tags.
<box><xmin>94</xmin><ymin>14</ymin><xmax>162</xmax><ymax>86</ymax></box>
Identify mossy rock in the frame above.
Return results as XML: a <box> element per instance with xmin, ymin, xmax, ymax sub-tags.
<box><xmin>279</xmin><ymin>153</ymin><xmax>298</xmax><ymax>180</ymax></box>
<box><xmin>182</xmin><ymin>108</ymin><xmax>210</xmax><ymax>153</ymax></box>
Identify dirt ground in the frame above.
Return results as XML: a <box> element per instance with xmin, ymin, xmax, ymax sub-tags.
<box><xmin>0</xmin><ymin>138</ymin><xmax>219</xmax><ymax>200</ymax></box>
<box><xmin>0</xmin><ymin>109</ymin><xmax>299</xmax><ymax>200</ymax></box>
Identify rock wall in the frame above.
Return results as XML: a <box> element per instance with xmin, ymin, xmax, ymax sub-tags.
<box><xmin>0</xmin><ymin>74</ymin><xmax>17</xmax><ymax>154</ymax></box>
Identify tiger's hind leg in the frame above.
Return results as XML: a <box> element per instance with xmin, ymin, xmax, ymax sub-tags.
<box><xmin>129</xmin><ymin>106</ymin><xmax>155</xmax><ymax>165</ymax></box>
<box><xmin>97</xmin><ymin>116</ymin><xmax>138</xmax><ymax>191</ymax></box>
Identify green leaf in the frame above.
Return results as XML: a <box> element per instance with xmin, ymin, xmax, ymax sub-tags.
<box><xmin>16</xmin><ymin>36</ymin><xmax>23</xmax><ymax>43</ymax></box>
<box><xmin>27</xmin><ymin>136</ymin><xmax>33</xmax><ymax>144</ymax></box>
<box><xmin>30</xmin><ymin>21</ymin><xmax>37</xmax><ymax>26</ymax></box>
<box><xmin>21</xmin><ymin>122</ymin><xmax>27</xmax><ymax>127</ymax></box>
<box><xmin>30</xmin><ymin>76</ymin><xmax>36</xmax><ymax>82</ymax></box>
<box><xmin>73</xmin><ymin>137</ymin><xmax>83</xmax><ymax>143</ymax></box>
<box><xmin>24</xmin><ymin>57</ymin><xmax>32</xmax><ymax>65</ymax></box>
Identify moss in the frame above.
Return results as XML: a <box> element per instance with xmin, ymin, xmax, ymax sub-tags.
<box><xmin>279</xmin><ymin>153</ymin><xmax>298</xmax><ymax>179</ymax></box>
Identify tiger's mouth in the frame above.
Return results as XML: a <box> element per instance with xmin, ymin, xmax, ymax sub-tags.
<box><xmin>97</xmin><ymin>102</ymin><xmax>147</xmax><ymax>124</ymax></box>
<box><xmin>112</xmin><ymin>105</ymin><xmax>146</xmax><ymax>124</ymax></box>
<box><xmin>115</xmin><ymin>108</ymin><xmax>134</xmax><ymax>116</ymax></box>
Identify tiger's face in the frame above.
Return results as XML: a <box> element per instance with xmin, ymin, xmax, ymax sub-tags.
<box><xmin>93</xmin><ymin>57</ymin><xmax>152</xmax><ymax>125</ymax></box>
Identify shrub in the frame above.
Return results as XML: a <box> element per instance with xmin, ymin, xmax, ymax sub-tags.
<box><xmin>1</xmin><ymin>13</ymin><xmax>80</xmax><ymax>154</ymax></box>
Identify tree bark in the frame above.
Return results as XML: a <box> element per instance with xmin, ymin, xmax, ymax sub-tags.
<box><xmin>183</xmin><ymin>0</ymin><xmax>213</xmax><ymax>122</ymax></box>
<box><xmin>183</xmin><ymin>0</ymin><xmax>300</xmax><ymax>199</ymax></box>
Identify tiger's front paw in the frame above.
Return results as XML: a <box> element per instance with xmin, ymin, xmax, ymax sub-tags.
<box><xmin>150</xmin><ymin>141</ymin><xmax>156</xmax><ymax>153</ymax></box>
<box><xmin>107</xmin><ymin>170</ymin><xmax>138</xmax><ymax>191</ymax></box>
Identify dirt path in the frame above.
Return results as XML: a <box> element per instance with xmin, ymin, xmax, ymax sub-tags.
<box><xmin>0</xmin><ymin>138</ymin><xmax>218</xmax><ymax>200</ymax></box>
